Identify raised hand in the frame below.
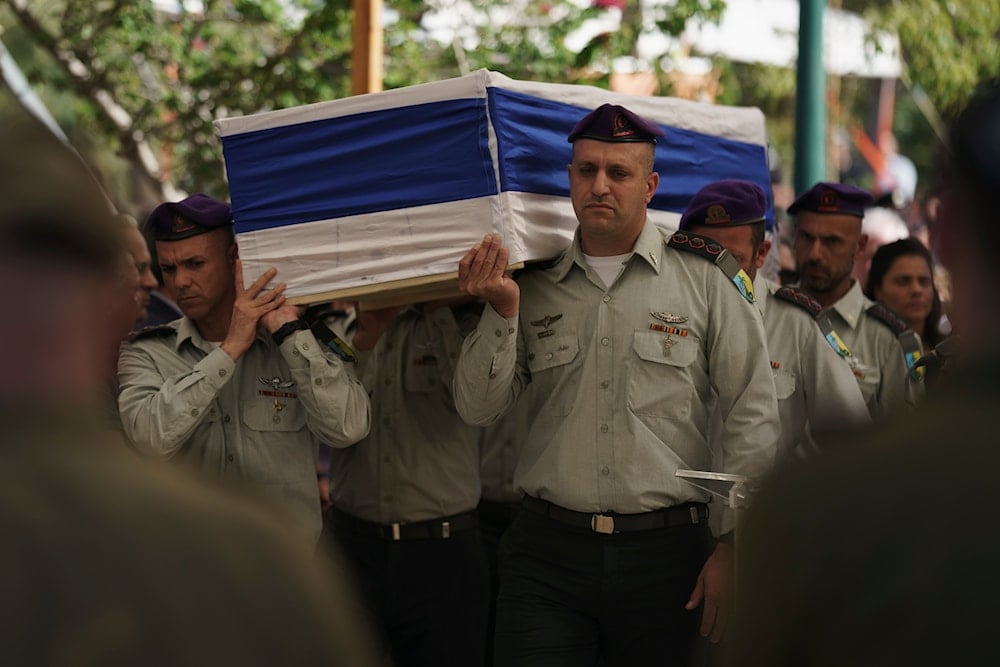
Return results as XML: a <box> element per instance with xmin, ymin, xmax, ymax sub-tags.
<box><xmin>457</xmin><ymin>234</ymin><xmax>519</xmax><ymax>318</ymax></box>
<box><xmin>221</xmin><ymin>259</ymin><xmax>287</xmax><ymax>361</ymax></box>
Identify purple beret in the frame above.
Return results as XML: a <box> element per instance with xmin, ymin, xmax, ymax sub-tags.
<box><xmin>567</xmin><ymin>103</ymin><xmax>665</xmax><ymax>144</ymax></box>
<box><xmin>679</xmin><ymin>179</ymin><xmax>767</xmax><ymax>231</ymax></box>
<box><xmin>144</xmin><ymin>193</ymin><xmax>232</xmax><ymax>241</ymax></box>
<box><xmin>787</xmin><ymin>182</ymin><xmax>874</xmax><ymax>218</ymax></box>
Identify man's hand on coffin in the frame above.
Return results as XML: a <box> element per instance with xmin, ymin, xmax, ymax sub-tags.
<box><xmin>221</xmin><ymin>260</ymin><xmax>287</xmax><ymax>361</ymax></box>
<box><xmin>458</xmin><ymin>234</ymin><xmax>519</xmax><ymax>319</ymax></box>
<box><xmin>351</xmin><ymin>303</ymin><xmax>404</xmax><ymax>351</ymax></box>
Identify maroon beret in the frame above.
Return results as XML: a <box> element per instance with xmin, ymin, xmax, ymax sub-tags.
<box><xmin>144</xmin><ymin>193</ymin><xmax>232</xmax><ymax>241</ymax></box>
<box><xmin>567</xmin><ymin>103</ymin><xmax>665</xmax><ymax>144</ymax></box>
<box><xmin>679</xmin><ymin>179</ymin><xmax>767</xmax><ymax>230</ymax></box>
<box><xmin>787</xmin><ymin>182</ymin><xmax>874</xmax><ymax>218</ymax></box>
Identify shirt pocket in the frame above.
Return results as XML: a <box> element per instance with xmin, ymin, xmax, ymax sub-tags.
<box><xmin>241</xmin><ymin>397</ymin><xmax>307</xmax><ymax>432</ymax></box>
<box><xmin>628</xmin><ymin>330</ymin><xmax>698</xmax><ymax>419</ymax></box>
<box><xmin>772</xmin><ymin>369</ymin><xmax>797</xmax><ymax>400</ymax></box>
<box><xmin>525</xmin><ymin>333</ymin><xmax>580</xmax><ymax>417</ymax></box>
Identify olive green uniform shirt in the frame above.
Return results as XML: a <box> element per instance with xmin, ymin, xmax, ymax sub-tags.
<box><xmin>756</xmin><ymin>276</ymin><xmax>870</xmax><ymax>458</ymax></box>
<box><xmin>820</xmin><ymin>280</ymin><xmax>920</xmax><ymax>421</ymax></box>
<box><xmin>117</xmin><ymin>317</ymin><xmax>371</xmax><ymax>543</ymax></box>
<box><xmin>454</xmin><ymin>223</ymin><xmax>779</xmax><ymax>519</ymax></box>
<box><xmin>330</xmin><ymin>304</ymin><xmax>483</xmax><ymax>523</ymax></box>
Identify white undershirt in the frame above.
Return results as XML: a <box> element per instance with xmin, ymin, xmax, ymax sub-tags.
<box><xmin>582</xmin><ymin>252</ymin><xmax>630</xmax><ymax>289</ymax></box>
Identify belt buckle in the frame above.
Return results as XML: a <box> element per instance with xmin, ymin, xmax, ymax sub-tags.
<box><xmin>591</xmin><ymin>514</ymin><xmax>615</xmax><ymax>534</ymax></box>
<box><xmin>441</xmin><ymin>521</ymin><xmax>451</xmax><ymax>539</ymax></box>
<box><xmin>391</xmin><ymin>523</ymin><xmax>402</xmax><ymax>541</ymax></box>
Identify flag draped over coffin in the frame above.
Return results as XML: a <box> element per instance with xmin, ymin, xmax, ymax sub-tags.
<box><xmin>215</xmin><ymin>69</ymin><xmax>771</xmax><ymax>304</ymax></box>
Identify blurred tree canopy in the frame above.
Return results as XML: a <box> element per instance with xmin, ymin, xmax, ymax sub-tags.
<box><xmin>1</xmin><ymin>0</ymin><xmax>996</xmax><ymax>216</ymax></box>
<box><xmin>0</xmin><ymin>0</ymin><xmax>721</xmax><ymax>215</ymax></box>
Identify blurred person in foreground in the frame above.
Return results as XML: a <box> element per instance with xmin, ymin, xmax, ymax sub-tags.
<box><xmin>731</xmin><ymin>78</ymin><xmax>1000</xmax><ymax>666</ymax></box>
<box><xmin>0</xmin><ymin>118</ymin><xmax>379</xmax><ymax>666</ymax></box>
<box><xmin>864</xmin><ymin>237</ymin><xmax>947</xmax><ymax>354</ymax></box>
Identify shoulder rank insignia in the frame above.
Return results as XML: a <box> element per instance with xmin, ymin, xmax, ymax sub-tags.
<box><xmin>866</xmin><ymin>304</ymin><xmax>923</xmax><ymax>375</ymax></box>
<box><xmin>773</xmin><ymin>286</ymin><xmax>822</xmax><ymax>317</ymax></box>
<box><xmin>126</xmin><ymin>324</ymin><xmax>176</xmax><ymax>343</ymax></box>
<box><xmin>308</xmin><ymin>321</ymin><xmax>357</xmax><ymax>363</ymax></box>
<box><xmin>667</xmin><ymin>231</ymin><xmax>755</xmax><ymax>304</ymax></box>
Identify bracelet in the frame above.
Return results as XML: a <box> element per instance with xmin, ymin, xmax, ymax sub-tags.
<box><xmin>272</xmin><ymin>319</ymin><xmax>309</xmax><ymax>346</ymax></box>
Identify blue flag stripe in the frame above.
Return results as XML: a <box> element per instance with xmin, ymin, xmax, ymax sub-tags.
<box><xmin>487</xmin><ymin>88</ymin><xmax>773</xmax><ymax>227</ymax></box>
<box><xmin>220</xmin><ymin>98</ymin><xmax>497</xmax><ymax>233</ymax></box>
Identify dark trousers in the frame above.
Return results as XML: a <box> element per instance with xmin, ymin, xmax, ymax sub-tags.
<box><xmin>478</xmin><ymin>499</ymin><xmax>522</xmax><ymax>666</ymax></box>
<box><xmin>331</xmin><ymin>521</ymin><xmax>490</xmax><ymax>667</ymax></box>
<box><xmin>494</xmin><ymin>506</ymin><xmax>711</xmax><ymax>667</ymax></box>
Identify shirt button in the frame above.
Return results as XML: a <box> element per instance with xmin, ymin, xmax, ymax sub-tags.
<box><xmin>314</xmin><ymin>378</ymin><xmax>323</xmax><ymax>386</ymax></box>
<box><xmin>495</xmin><ymin>329</ymin><xmax>503</xmax><ymax>337</ymax></box>
<box><xmin>601</xmin><ymin>337</ymin><xmax>610</xmax><ymax>346</ymax></box>
<box><xmin>302</xmin><ymin>342</ymin><xmax>310</xmax><ymax>350</ymax></box>
<box><xmin>601</xmin><ymin>380</ymin><xmax>610</xmax><ymax>389</ymax></box>
<box><xmin>190</xmin><ymin>408</ymin><xmax>199</xmax><ymax>417</ymax></box>
<box><xmin>224</xmin><ymin>415</ymin><xmax>231</xmax><ymax>423</ymax></box>
<box><xmin>272</xmin><ymin>415</ymin><xmax>280</xmax><ymax>423</ymax></box>
<box><xmin>218</xmin><ymin>369</ymin><xmax>227</xmax><ymax>377</ymax></box>
<box><xmin>489</xmin><ymin>372</ymin><xmax>497</xmax><ymax>379</ymax></box>
<box><xmin>527</xmin><ymin>353</ymin><xmax>535</xmax><ymax>361</ymax></box>
<box><xmin>508</xmin><ymin>327</ymin><xmax>515</xmax><ymax>334</ymax></box>
<box><xmin>600</xmin><ymin>423</ymin><xmax>609</xmax><ymax>433</ymax></box>
<box><xmin>602</xmin><ymin>466</ymin><xmax>610</xmax><ymax>476</ymax></box>
<box><xmin>602</xmin><ymin>295</ymin><xmax>611</xmax><ymax>303</ymax></box>
<box><xmin>545</xmin><ymin>352</ymin><xmax>553</xmax><ymax>360</ymax></box>
<box><xmin>227</xmin><ymin>454</ymin><xmax>234</xmax><ymax>462</ymax></box>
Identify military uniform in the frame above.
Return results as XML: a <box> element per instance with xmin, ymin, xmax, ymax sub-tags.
<box><xmin>756</xmin><ymin>276</ymin><xmax>870</xmax><ymax>457</ymax></box>
<box><xmin>817</xmin><ymin>280</ymin><xmax>920</xmax><ymax>421</ymax></box>
<box><xmin>328</xmin><ymin>303</ymin><xmax>489</xmax><ymax>667</ymax></box>
<box><xmin>455</xmin><ymin>221</ymin><xmax>779</xmax><ymax>664</ymax></box>
<box><xmin>117</xmin><ymin>317</ymin><xmax>370</xmax><ymax>544</ymax></box>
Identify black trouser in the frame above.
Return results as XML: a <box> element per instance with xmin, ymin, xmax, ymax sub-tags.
<box><xmin>331</xmin><ymin>516</ymin><xmax>490</xmax><ymax>667</ymax></box>
<box><xmin>478</xmin><ymin>499</ymin><xmax>522</xmax><ymax>666</ymax></box>
<box><xmin>494</xmin><ymin>504</ymin><xmax>711</xmax><ymax>666</ymax></box>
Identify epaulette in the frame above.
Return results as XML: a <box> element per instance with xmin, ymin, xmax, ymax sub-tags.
<box><xmin>667</xmin><ymin>231</ymin><xmax>755</xmax><ymax>303</ymax></box>
<box><xmin>126</xmin><ymin>324</ymin><xmax>176</xmax><ymax>343</ymax></box>
<box><xmin>773</xmin><ymin>286</ymin><xmax>823</xmax><ymax>317</ymax></box>
<box><xmin>513</xmin><ymin>256</ymin><xmax>560</xmax><ymax>276</ymax></box>
<box><xmin>865</xmin><ymin>303</ymin><xmax>910</xmax><ymax>335</ymax></box>
<box><xmin>866</xmin><ymin>304</ymin><xmax>923</xmax><ymax>375</ymax></box>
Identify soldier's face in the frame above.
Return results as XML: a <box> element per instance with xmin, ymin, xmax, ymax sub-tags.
<box><xmin>794</xmin><ymin>212</ymin><xmax>866</xmax><ymax>295</ymax></box>
<box><xmin>156</xmin><ymin>229</ymin><xmax>237</xmax><ymax>324</ymax></box>
<box><xmin>568</xmin><ymin>139</ymin><xmax>658</xmax><ymax>255</ymax></box>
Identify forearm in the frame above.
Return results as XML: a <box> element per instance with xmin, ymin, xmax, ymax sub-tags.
<box><xmin>280</xmin><ymin>329</ymin><xmax>371</xmax><ymax>447</ymax></box>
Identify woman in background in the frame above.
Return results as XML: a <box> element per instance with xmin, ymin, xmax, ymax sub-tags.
<box><xmin>864</xmin><ymin>237</ymin><xmax>946</xmax><ymax>353</ymax></box>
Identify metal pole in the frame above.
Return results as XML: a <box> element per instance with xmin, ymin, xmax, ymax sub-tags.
<box><xmin>794</xmin><ymin>0</ymin><xmax>827</xmax><ymax>195</ymax></box>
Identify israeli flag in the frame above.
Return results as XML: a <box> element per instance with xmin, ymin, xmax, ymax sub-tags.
<box><xmin>215</xmin><ymin>69</ymin><xmax>771</xmax><ymax>304</ymax></box>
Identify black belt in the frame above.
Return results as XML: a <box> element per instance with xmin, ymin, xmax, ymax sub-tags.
<box><xmin>477</xmin><ymin>498</ymin><xmax>522</xmax><ymax>524</ymax></box>
<box><xmin>331</xmin><ymin>508</ymin><xmax>478</xmax><ymax>541</ymax></box>
<box><xmin>522</xmin><ymin>495</ymin><xmax>708</xmax><ymax>535</ymax></box>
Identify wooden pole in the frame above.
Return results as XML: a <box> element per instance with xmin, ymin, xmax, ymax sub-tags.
<box><xmin>351</xmin><ymin>0</ymin><xmax>383</xmax><ymax>95</ymax></box>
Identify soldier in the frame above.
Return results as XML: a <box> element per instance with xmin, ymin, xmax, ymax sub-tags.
<box><xmin>117</xmin><ymin>193</ymin><xmax>371</xmax><ymax>545</ymax></box>
<box><xmin>678</xmin><ymin>179</ymin><xmax>870</xmax><ymax>459</ymax></box>
<box><xmin>790</xmin><ymin>182</ymin><xmax>921</xmax><ymax>420</ymax></box>
<box><xmin>454</xmin><ymin>103</ymin><xmax>779</xmax><ymax>664</ymax></box>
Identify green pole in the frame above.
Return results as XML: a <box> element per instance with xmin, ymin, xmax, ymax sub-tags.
<box><xmin>794</xmin><ymin>0</ymin><xmax>827</xmax><ymax>195</ymax></box>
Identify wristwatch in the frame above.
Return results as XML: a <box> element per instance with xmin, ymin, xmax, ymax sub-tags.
<box><xmin>272</xmin><ymin>319</ymin><xmax>309</xmax><ymax>345</ymax></box>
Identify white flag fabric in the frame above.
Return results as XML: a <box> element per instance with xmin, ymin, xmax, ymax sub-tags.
<box><xmin>215</xmin><ymin>69</ymin><xmax>771</xmax><ymax>304</ymax></box>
